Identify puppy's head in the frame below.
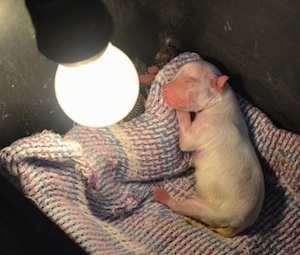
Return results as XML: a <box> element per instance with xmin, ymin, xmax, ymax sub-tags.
<box><xmin>163</xmin><ymin>61</ymin><xmax>228</xmax><ymax>112</ymax></box>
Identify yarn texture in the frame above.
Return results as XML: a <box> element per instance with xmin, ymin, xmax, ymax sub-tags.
<box><xmin>1</xmin><ymin>52</ymin><xmax>299</xmax><ymax>254</ymax></box>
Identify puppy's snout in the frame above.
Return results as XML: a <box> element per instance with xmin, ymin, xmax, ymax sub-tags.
<box><xmin>162</xmin><ymin>84</ymin><xmax>181</xmax><ymax>108</ymax></box>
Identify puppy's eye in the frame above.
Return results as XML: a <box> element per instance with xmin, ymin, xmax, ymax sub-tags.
<box><xmin>186</xmin><ymin>76</ymin><xmax>198</xmax><ymax>83</ymax></box>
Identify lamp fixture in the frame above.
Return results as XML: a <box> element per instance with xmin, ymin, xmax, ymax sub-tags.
<box><xmin>25</xmin><ymin>0</ymin><xmax>139</xmax><ymax>127</ymax></box>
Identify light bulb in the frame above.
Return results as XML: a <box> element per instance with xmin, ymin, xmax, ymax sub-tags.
<box><xmin>55</xmin><ymin>43</ymin><xmax>139</xmax><ymax>127</ymax></box>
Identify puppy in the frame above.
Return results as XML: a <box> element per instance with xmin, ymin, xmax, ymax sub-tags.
<box><xmin>154</xmin><ymin>60</ymin><xmax>265</xmax><ymax>237</ymax></box>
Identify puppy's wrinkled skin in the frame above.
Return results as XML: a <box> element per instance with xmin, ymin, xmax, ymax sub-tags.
<box><xmin>155</xmin><ymin>61</ymin><xmax>265</xmax><ymax>237</ymax></box>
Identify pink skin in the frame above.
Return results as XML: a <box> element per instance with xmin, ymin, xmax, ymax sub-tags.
<box><xmin>154</xmin><ymin>186</ymin><xmax>217</xmax><ymax>226</ymax></box>
<box><xmin>155</xmin><ymin>61</ymin><xmax>265</xmax><ymax>237</ymax></box>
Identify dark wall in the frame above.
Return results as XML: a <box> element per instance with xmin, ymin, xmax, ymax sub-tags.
<box><xmin>103</xmin><ymin>0</ymin><xmax>300</xmax><ymax>134</ymax></box>
<box><xmin>0</xmin><ymin>0</ymin><xmax>73</xmax><ymax>148</ymax></box>
<box><xmin>1</xmin><ymin>0</ymin><xmax>300</xmax><ymax>150</ymax></box>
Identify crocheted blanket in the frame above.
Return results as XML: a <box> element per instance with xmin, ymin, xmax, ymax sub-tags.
<box><xmin>1</xmin><ymin>52</ymin><xmax>299</xmax><ymax>255</ymax></box>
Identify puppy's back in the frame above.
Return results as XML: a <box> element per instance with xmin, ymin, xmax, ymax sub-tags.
<box><xmin>195</xmin><ymin>85</ymin><xmax>265</xmax><ymax>234</ymax></box>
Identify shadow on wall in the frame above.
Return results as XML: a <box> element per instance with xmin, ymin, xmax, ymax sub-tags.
<box><xmin>1</xmin><ymin>0</ymin><xmax>299</xmax><ymax>149</ymax></box>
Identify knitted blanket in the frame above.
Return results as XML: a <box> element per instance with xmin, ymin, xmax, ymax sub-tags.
<box><xmin>1</xmin><ymin>52</ymin><xmax>299</xmax><ymax>254</ymax></box>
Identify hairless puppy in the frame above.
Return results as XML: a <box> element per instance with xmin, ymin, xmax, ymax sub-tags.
<box><xmin>154</xmin><ymin>60</ymin><xmax>265</xmax><ymax>237</ymax></box>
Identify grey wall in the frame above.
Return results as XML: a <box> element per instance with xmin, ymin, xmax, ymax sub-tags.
<box><xmin>103</xmin><ymin>0</ymin><xmax>300</xmax><ymax>134</ymax></box>
<box><xmin>1</xmin><ymin>0</ymin><xmax>299</xmax><ymax>149</ymax></box>
<box><xmin>0</xmin><ymin>0</ymin><xmax>73</xmax><ymax>148</ymax></box>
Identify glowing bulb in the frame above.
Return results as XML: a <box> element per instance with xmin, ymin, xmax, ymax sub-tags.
<box><xmin>54</xmin><ymin>43</ymin><xmax>139</xmax><ymax>127</ymax></box>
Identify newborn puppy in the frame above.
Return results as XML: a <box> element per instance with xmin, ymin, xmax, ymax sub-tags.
<box><xmin>154</xmin><ymin>60</ymin><xmax>265</xmax><ymax>237</ymax></box>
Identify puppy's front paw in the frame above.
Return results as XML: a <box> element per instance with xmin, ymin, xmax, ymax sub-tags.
<box><xmin>176</xmin><ymin>110</ymin><xmax>191</xmax><ymax>123</ymax></box>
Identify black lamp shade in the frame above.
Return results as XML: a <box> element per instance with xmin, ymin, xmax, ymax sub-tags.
<box><xmin>25</xmin><ymin>0</ymin><xmax>114</xmax><ymax>63</ymax></box>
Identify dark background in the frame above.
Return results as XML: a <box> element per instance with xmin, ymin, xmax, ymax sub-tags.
<box><xmin>0</xmin><ymin>0</ymin><xmax>299</xmax><ymax>254</ymax></box>
<box><xmin>1</xmin><ymin>0</ymin><xmax>300</xmax><ymax>150</ymax></box>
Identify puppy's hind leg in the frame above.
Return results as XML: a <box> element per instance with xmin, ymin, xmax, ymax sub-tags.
<box><xmin>154</xmin><ymin>187</ymin><xmax>240</xmax><ymax>237</ymax></box>
<box><xmin>154</xmin><ymin>187</ymin><xmax>219</xmax><ymax>227</ymax></box>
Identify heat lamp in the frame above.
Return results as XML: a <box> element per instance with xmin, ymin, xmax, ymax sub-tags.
<box><xmin>25</xmin><ymin>0</ymin><xmax>139</xmax><ymax>127</ymax></box>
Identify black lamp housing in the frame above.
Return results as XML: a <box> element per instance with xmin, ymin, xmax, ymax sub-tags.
<box><xmin>25</xmin><ymin>0</ymin><xmax>114</xmax><ymax>64</ymax></box>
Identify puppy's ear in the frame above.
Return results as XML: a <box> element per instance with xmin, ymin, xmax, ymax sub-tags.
<box><xmin>216</xmin><ymin>75</ymin><xmax>229</xmax><ymax>92</ymax></box>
